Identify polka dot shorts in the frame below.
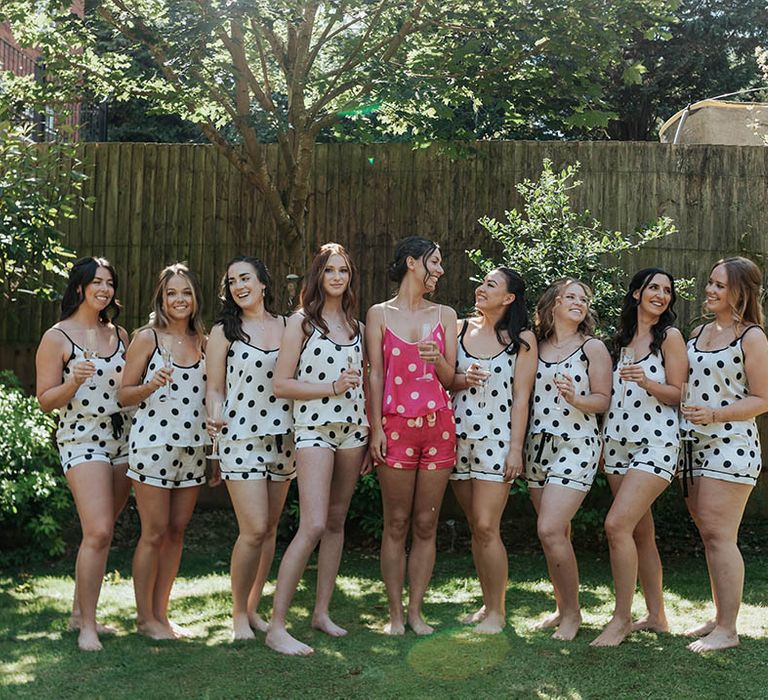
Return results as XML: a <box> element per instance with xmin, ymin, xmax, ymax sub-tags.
<box><xmin>60</xmin><ymin>435</ymin><xmax>129</xmax><ymax>473</ymax></box>
<box><xmin>602</xmin><ymin>438</ymin><xmax>678</xmax><ymax>483</ymax></box>
<box><xmin>127</xmin><ymin>445</ymin><xmax>207</xmax><ymax>489</ymax></box>
<box><xmin>677</xmin><ymin>431</ymin><xmax>761</xmax><ymax>486</ymax></box>
<box><xmin>220</xmin><ymin>434</ymin><xmax>296</xmax><ymax>481</ymax></box>
<box><xmin>452</xmin><ymin>437</ymin><xmax>511</xmax><ymax>483</ymax></box>
<box><xmin>524</xmin><ymin>433</ymin><xmax>600</xmax><ymax>492</ymax></box>
<box><xmin>295</xmin><ymin>422</ymin><xmax>369</xmax><ymax>452</ymax></box>
<box><xmin>381</xmin><ymin>410</ymin><xmax>456</xmax><ymax>470</ymax></box>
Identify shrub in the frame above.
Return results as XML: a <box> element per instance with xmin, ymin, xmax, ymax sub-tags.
<box><xmin>0</xmin><ymin>370</ymin><xmax>73</xmax><ymax>559</ymax></box>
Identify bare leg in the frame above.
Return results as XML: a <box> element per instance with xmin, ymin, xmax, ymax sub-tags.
<box><xmin>69</xmin><ymin>463</ymin><xmax>130</xmax><ymax>634</ymax></box>
<box><xmin>451</xmin><ymin>480</ymin><xmax>487</xmax><ymax>624</ymax></box>
<box><xmin>632</xmin><ymin>509</ymin><xmax>669</xmax><ymax>632</ymax></box>
<box><xmin>265</xmin><ymin>448</ymin><xmax>334</xmax><ymax>656</ymax></box>
<box><xmin>248</xmin><ymin>479</ymin><xmax>291</xmax><ymax>632</ymax></box>
<box><xmin>683</xmin><ymin>479</ymin><xmax>717</xmax><ymax>637</ymax></box>
<box><xmin>131</xmin><ymin>483</ymin><xmax>175</xmax><ymax>640</ymax></box>
<box><xmin>227</xmin><ymin>479</ymin><xmax>269</xmax><ymax>640</ymax></box>
<box><xmin>535</xmin><ymin>485</ymin><xmax>587</xmax><ymax>640</ymax></box>
<box><xmin>529</xmin><ymin>488</ymin><xmax>562</xmax><ymax>630</ymax></box>
<box><xmin>592</xmin><ymin>471</ymin><xmax>667</xmax><ymax>647</ymax></box>
<box><xmin>377</xmin><ymin>466</ymin><xmax>417</xmax><ymax>635</ymax></box>
<box><xmin>151</xmin><ymin>486</ymin><xmax>199</xmax><ymax>638</ymax></box>
<box><xmin>66</xmin><ymin>462</ymin><xmax>117</xmax><ymax>651</ymax></box>
<box><xmin>312</xmin><ymin>445</ymin><xmax>366</xmax><ymax>636</ymax></box>
<box><xmin>406</xmin><ymin>468</ymin><xmax>452</xmax><ymax>635</ymax></box>
<box><xmin>687</xmin><ymin>477</ymin><xmax>752</xmax><ymax>653</ymax></box>
<box><xmin>469</xmin><ymin>480</ymin><xmax>510</xmax><ymax>634</ymax></box>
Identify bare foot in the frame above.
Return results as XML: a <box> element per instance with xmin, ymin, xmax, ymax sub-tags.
<box><xmin>137</xmin><ymin>620</ymin><xmax>175</xmax><ymax>640</ymax></box>
<box><xmin>552</xmin><ymin>612</ymin><xmax>581</xmax><ymax>641</ymax></box>
<box><xmin>233</xmin><ymin>613</ymin><xmax>256</xmax><ymax>640</ymax></box>
<box><xmin>532</xmin><ymin>611</ymin><xmax>561</xmax><ymax>630</ymax></box>
<box><xmin>408</xmin><ymin>613</ymin><xmax>434</xmax><ymax>636</ymax></box>
<box><xmin>590</xmin><ymin>616</ymin><xmax>632</xmax><ymax>647</ymax></box>
<box><xmin>248</xmin><ymin>612</ymin><xmax>269</xmax><ymax>633</ymax></box>
<box><xmin>77</xmin><ymin>627</ymin><xmax>103</xmax><ymax>652</ymax></box>
<box><xmin>68</xmin><ymin>616</ymin><xmax>118</xmax><ymax>635</ymax></box>
<box><xmin>632</xmin><ymin>614</ymin><xmax>669</xmax><ymax>633</ymax></box>
<box><xmin>383</xmin><ymin>620</ymin><xmax>405</xmax><ymax>635</ymax></box>
<box><xmin>311</xmin><ymin>614</ymin><xmax>348</xmax><ymax>637</ymax></box>
<box><xmin>473</xmin><ymin>613</ymin><xmax>505</xmax><ymax>635</ymax></box>
<box><xmin>265</xmin><ymin>627</ymin><xmax>314</xmax><ymax>656</ymax></box>
<box><xmin>167</xmin><ymin>621</ymin><xmax>192</xmax><ymax>639</ymax></box>
<box><xmin>688</xmin><ymin>627</ymin><xmax>739</xmax><ymax>653</ymax></box>
<box><xmin>461</xmin><ymin>606</ymin><xmax>487</xmax><ymax>625</ymax></box>
<box><xmin>684</xmin><ymin>619</ymin><xmax>716</xmax><ymax>638</ymax></box>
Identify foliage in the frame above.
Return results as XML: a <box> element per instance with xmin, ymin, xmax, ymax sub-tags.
<box><xmin>597</xmin><ymin>0</ymin><xmax>768</xmax><ymax>140</ymax></box>
<box><xmin>468</xmin><ymin>159</ymin><xmax>690</xmax><ymax>338</ymax></box>
<box><xmin>0</xmin><ymin>371</ymin><xmax>73</xmax><ymax>559</ymax></box>
<box><xmin>0</xmin><ymin>98</ymin><xmax>87</xmax><ymax>302</ymax></box>
<box><xmin>3</xmin><ymin>0</ymin><xmax>677</xmax><ymax>249</ymax></box>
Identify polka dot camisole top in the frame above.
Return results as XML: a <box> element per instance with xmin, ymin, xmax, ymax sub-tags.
<box><xmin>603</xmin><ymin>350</ymin><xmax>679</xmax><ymax>446</ymax></box>
<box><xmin>220</xmin><ymin>337</ymin><xmax>293</xmax><ymax>442</ymax></box>
<box><xmin>685</xmin><ymin>324</ymin><xmax>762</xmax><ymax>439</ymax></box>
<box><xmin>453</xmin><ymin>321</ymin><xmax>516</xmax><ymax>441</ymax></box>
<box><xmin>55</xmin><ymin>327</ymin><xmax>127</xmax><ymax>446</ymax></box>
<box><xmin>129</xmin><ymin>331</ymin><xmax>208</xmax><ymax>449</ymax></box>
<box><xmin>529</xmin><ymin>340</ymin><xmax>600</xmax><ymax>439</ymax></box>
<box><xmin>293</xmin><ymin>324</ymin><xmax>368</xmax><ymax>428</ymax></box>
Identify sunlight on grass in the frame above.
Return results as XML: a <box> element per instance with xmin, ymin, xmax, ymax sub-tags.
<box><xmin>407</xmin><ymin>628</ymin><xmax>510</xmax><ymax>680</ymax></box>
<box><xmin>0</xmin><ymin>654</ymin><xmax>39</xmax><ymax>686</ymax></box>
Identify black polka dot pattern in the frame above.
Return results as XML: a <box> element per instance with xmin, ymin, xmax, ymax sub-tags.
<box><xmin>294</xmin><ymin>327</ymin><xmax>368</xmax><ymax>428</ymax></box>
<box><xmin>127</xmin><ymin>445</ymin><xmax>207</xmax><ymax>488</ymax></box>
<box><xmin>452</xmin><ymin>436</ymin><xmax>513</xmax><ymax>482</ymax></box>
<box><xmin>453</xmin><ymin>340</ymin><xmax>516</xmax><ymax>441</ymax></box>
<box><xmin>523</xmin><ymin>433</ymin><xmax>600</xmax><ymax>492</ymax></box>
<box><xmin>603</xmin><ymin>350</ymin><xmax>679</xmax><ymax>448</ymax></box>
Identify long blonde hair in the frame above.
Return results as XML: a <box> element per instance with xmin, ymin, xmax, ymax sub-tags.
<box><xmin>534</xmin><ymin>278</ymin><xmax>596</xmax><ymax>342</ymax></box>
<box><xmin>706</xmin><ymin>257</ymin><xmax>765</xmax><ymax>328</ymax></box>
<box><xmin>141</xmin><ymin>262</ymin><xmax>206</xmax><ymax>343</ymax></box>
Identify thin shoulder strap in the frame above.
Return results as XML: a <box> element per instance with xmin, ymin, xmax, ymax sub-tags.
<box><xmin>458</xmin><ymin>319</ymin><xmax>470</xmax><ymax>342</ymax></box>
<box><xmin>382</xmin><ymin>303</ymin><xmax>388</xmax><ymax>328</ymax></box>
<box><xmin>738</xmin><ymin>324</ymin><xmax>765</xmax><ymax>342</ymax></box>
<box><xmin>150</xmin><ymin>328</ymin><xmax>160</xmax><ymax>350</ymax></box>
<box><xmin>282</xmin><ymin>315</ymin><xmax>287</xmax><ymax>327</ymax></box>
<box><xmin>438</xmin><ymin>304</ymin><xmax>442</xmax><ymax>325</ymax></box>
<box><xmin>53</xmin><ymin>327</ymin><xmax>76</xmax><ymax>359</ymax></box>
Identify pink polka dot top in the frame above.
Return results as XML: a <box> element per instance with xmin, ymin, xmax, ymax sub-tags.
<box><xmin>382</xmin><ymin>313</ymin><xmax>451</xmax><ymax>418</ymax></box>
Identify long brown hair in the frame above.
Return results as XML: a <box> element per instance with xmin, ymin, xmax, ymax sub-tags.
<box><xmin>140</xmin><ymin>262</ymin><xmax>206</xmax><ymax>344</ymax></box>
<box><xmin>706</xmin><ymin>257</ymin><xmax>765</xmax><ymax>329</ymax></box>
<box><xmin>299</xmin><ymin>243</ymin><xmax>359</xmax><ymax>339</ymax></box>
<box><xmin>534</xmin><ymin>277</ymin><xmax>596</xmax><ymax>342</ymax></box>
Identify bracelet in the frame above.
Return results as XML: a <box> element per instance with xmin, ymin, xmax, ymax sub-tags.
<box><xmin>332</xmin><ymin>380</ymin><xmax>337</xmax><ymax>396</ymax></box>
<box><xmin>712</xmin><ymin>408</ymin><xmax>717</xmax><ymax>423</ymax></box>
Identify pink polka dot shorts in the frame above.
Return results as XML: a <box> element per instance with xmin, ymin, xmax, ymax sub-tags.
<box><xmin>381</xmin><ymin>409</ymin><xmax>456</xmax><ymax>470</ymax></box>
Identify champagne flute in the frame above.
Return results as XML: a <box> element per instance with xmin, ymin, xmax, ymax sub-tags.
<box><xmin>417</xmin><ymin>321</ymin><xmax>434</xmax><ymax>381</ymax></box>
<box><xmin>618</xmin><ymin>347</ymin><xmax>635</xmax><ymax>407</ymax></box>
<box><xmin>159</xmin><ymin>336</ymin><xmax>173</xmax><ymax>402</ymax></box>
<box><xmin>473</xmin><ymin>359</ymin><xmax>491</xmax><ymax>410</ymax></box>
<box><xmin>83</xmin><ymin>328</ymin><xmax>98</xmax><ymax>388</ymax></box>
<box><xmin>680</xmin><ymin>381</ymin><xmax>694</xmax><ymax>441</ymax></box>
<box><xmin>553</xmin><ymin>359</ymin><xmax>571</xmax><ymax>410</ymax></box>
<box><xmin>347</xmin><ymin>350</ymin><xmax>360</xmax><ymax>402</ymax></box>
<box><xmin>207</xmin><ymin>399</ymin><xmax>223</xmax><ymax>459</ymax></box>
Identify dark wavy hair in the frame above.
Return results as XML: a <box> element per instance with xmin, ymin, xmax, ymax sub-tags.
<box><xmin>612</xmin><ymin>268</ymin><xmax>677</xmax><ymax>360</ymax></box>
<box><xmin>60</xmin><ymin>256</ymin><xmax>121</xmax><ymax>323</ymax></box>
<box><xmin>215</xmin><ymin>256</ymin><xmax>277</xmax><ymax>343</ymax></box>
<box><xmin>478</xmin><ymin>268</ymin><xmax>530</xmax><ymax>355</ymax></box>
<box><xmin>387</xmin><ymin>236</ymin><xmax>439</xmax><ymax>287</ymax></box>
<box><xmin>299</xmin><ymin>243</ymin><xmax>359</xmax><ymax>339</ymax></box>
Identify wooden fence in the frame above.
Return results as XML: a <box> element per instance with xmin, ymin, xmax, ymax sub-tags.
<box><xmin>2</xmin><ymin>140</ymin><xmax>767</xmax><ymax>512</ymax></box>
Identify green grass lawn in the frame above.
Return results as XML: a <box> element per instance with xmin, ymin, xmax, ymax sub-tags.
<box><xmin>2</xmin><ymin>529</ymin><xmax>767</xmax><ymax>700</ymax></box>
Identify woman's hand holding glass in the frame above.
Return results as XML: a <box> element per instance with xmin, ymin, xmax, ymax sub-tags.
<box><xmin>334</xmin><ymin>367</ymin><xmax>361</xmax><ymax>395</ymax></box>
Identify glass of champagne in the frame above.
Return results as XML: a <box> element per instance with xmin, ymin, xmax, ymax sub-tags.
<box><xmin>207</xmin><ymin>399</ymin><xmax>223</xmax><ymax>460</ymax></box>
<box><xmin>83</xmin><ymin>328</ymin><xmax>98</xmax><ymax>388</ymax></box>
<box><xmin>159</xmin><ymin>337</ymin><xmax>173</xmax><ymax>402</ymax></box>
<box><xmin>619</xmin><ymin>346</ymin><xmax>635</xmax><ymax>407</ymax></box>
<box><xmin>347</xmin><ymin>350</ymin><xmax>360</xmax><ymax>402</ymax></box>
<box><xmin>417</xmin><ymin>321</ymin><xmax>434</xmax><ymax>381</ymax></box>
<box><xmin>554</xmin><ymin>359</ymin><xmax>571</xmax><ymax>410</ymax></box>
<box><xmin>473</xmin><ymin>359</ymin><xmax>491</xmax><ymax>410</ymax></box>
<box><xmin>680</xmin><ymin>381</ymin><xmax>694</xmax><ymax>441</ymax></box>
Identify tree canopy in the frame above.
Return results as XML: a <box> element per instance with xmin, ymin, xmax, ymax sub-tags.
<box><xmin>2</xmin><ymin>0</ymin><xmax>676</xmax><ymax>243</ymax></box>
